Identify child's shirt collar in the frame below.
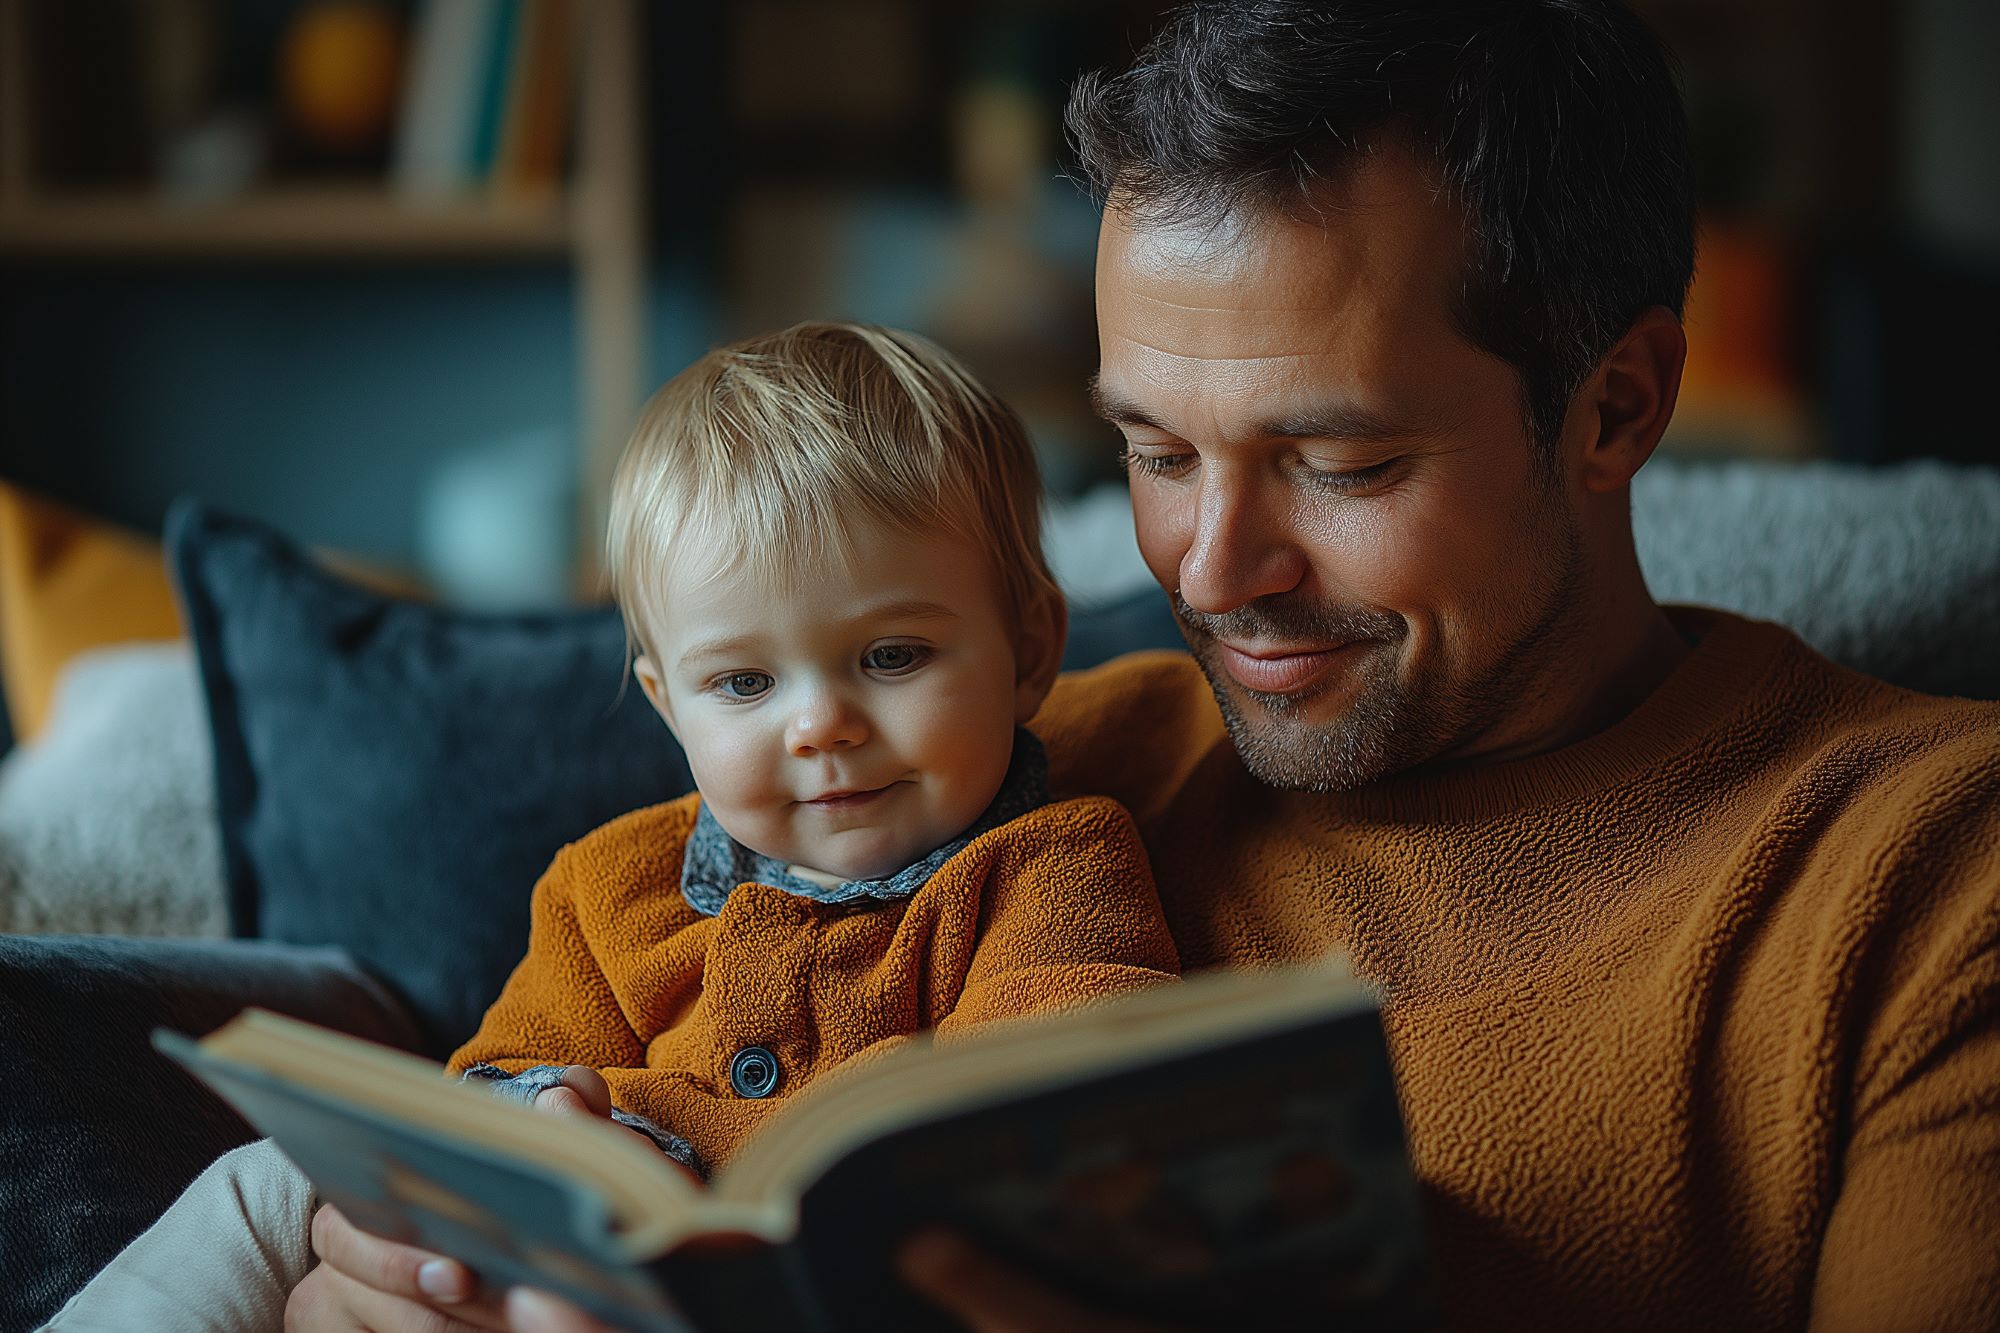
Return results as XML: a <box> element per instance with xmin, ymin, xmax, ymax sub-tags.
<box><xmin>679</xmin><ymin>728</ymin><xmax>1050</xmax><ymax>916</ymax></box>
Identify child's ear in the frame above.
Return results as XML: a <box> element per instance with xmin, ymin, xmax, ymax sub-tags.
<box><xmin>631</xmin><ymin>656</ymin><xmax>680</xmax><ymax>738</ymax></box>
<box><xmin>1011</xmin><ymin>590</ymin><xmax>1069</xmax><ymax>723</ymax></box>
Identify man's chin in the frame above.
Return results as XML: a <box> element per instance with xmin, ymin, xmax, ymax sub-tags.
<box><xmin>1191</xmin><ymin>644</ymin><xmax>1412</xmax><ymax>792</ymax></box>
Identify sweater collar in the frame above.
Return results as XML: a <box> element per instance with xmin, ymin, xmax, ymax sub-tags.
<box><xmin>680</xmin><ymin>728</ymin><xmax>1050</xmax><ymax>916</ymax></box>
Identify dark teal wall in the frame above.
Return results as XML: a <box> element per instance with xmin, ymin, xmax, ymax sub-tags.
<box><xmin>0</xmin><ymin>262</ymin><xmax>715</xmax><ymax>564</ymax></box>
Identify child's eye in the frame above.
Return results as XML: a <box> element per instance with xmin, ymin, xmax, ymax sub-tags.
<box><xmin>717</xmin><ymin>671</ymin><xmax>773</xmax><ymax>699</ymax></box>
<box><xmin>863</xmin><ymin>645</ymin><xmax>928</xmax><ymax>674</ymax></box>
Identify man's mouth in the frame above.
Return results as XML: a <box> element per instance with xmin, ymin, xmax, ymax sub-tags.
<box><xmin>1212</xmin><ymin>640</ymin><xmax>1363</xmax><ymax>695</ymax></box>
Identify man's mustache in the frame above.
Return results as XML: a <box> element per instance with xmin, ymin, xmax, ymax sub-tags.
<box><xmin>1172</xmin><ymin>592</ymin><xmax>1404</xmax><ymax>646</ymax></box>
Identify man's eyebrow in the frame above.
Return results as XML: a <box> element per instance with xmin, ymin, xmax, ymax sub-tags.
<box><xmin>1088</xmin><ymin>374</ymin><xmax>1411</xmax><ymax>445</ymax></box>
<box><xmin>1086</xmin><ymin>376</ymin><xmax>1166</xmax><ymax>430</ymax></box>
<box><xmin>1259</xmin><ymin>405</ymin><xmax>1412</xmax><ymax>444</ymax></box>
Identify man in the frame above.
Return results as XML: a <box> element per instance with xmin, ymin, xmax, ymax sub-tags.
<box><xmin>292</xmin><ymin>1</ymin><xmax>2000</xmax><ymax>1329</ymax></box>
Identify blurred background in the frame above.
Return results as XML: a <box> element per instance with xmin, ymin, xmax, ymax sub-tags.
<box><xmin>1</xmin><ymin>0</ymin><xmax>1996</xmax><ymax>609</ymax></box>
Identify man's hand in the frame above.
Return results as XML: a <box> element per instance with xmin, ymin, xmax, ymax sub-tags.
<box><xmin>285</xmin><ymin>1066</ymin><xmax>695</xmax><ymax>1331</ymax></box>
<box><xmin>287</xmin><ymin>1203</ymin><xmax>508</xmax><ymax>1331</ymax></box>
<box><xmin>289</xmin><ymin>1207</ymin><xmax>630</xmax><ymax>1333</ymax></box>
<box><xmin>897</xmin><ymin>1228</ymin><xmax>1186</xmax><ymax>1333</ymax></box>
<box><xmin>503</xmin><ymin>1288</ymin><xmax>625</xmax><ymax>1332</ymax></box>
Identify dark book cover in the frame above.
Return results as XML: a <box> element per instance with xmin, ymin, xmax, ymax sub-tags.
<box><xmin>663</xmin><ymin>1000</ymin><xmax>1435</xmax><ymax>1332</ymax></box>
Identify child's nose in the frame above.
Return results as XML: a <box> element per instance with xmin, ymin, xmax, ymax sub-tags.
<box><xmin>785</xmin><ymin>691</ymin><xmax>870</xmax><ymax>755</ymax></box>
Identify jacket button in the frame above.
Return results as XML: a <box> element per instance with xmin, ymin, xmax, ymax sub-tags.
<box><xmin>729</xmin><ymin>1045</ymin><xmax>781</xmax><ymax>1099</ymax></box>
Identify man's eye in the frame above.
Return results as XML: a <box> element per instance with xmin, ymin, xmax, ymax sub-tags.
<box><xmin>718</xmin><ymin>672</ymin><xmax>773</xmax><ymax>699</ymax></box>
<box><xmin>1305</xmin><ymin>459</ymin><xmax>1396</xmax><ymax>491</ymax></box>
<box><xmin>863</xmin><ymin>645</ymin><xmax>928</xmax><ymax>674</ymax></box>
<box><xmin>1118</xmin><ymin>443</ymin><xmax>1195</xmax><ymax>478</ymax></box>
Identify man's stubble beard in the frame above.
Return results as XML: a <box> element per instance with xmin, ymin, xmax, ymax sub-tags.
<box><xmin>1176</xmin><ymin>493</ymin><xmax>1589</xmax><ymax>793</ymax></box>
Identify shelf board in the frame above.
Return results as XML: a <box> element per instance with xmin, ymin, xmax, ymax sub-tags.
<box><xmin>0</xmin><ymin>186</ymin><xmax>575</xmax><ymax>260</ymax></box>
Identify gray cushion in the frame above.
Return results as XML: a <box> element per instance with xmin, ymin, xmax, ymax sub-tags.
<box><xmin>1634</xmin><ymin>458</ymin><xmax>2000</xmax><ymax>700</ymax></box>
<box><xmin>0</xmin><ymin>934</ymin><xmax>421</xmax><ymax>1332</ymax></box>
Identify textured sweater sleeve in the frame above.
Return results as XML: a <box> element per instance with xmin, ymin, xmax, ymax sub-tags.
<box><xmin>1809</xmin><ymin>743</ymin><xmax>2000</xmax><ymax>1330</ymax></box>
<box><xmin>446</xmin><ymin>844</ymin><xmax>649</xmax><ymax>1076</ymax></box>
<box><xmin>934</xmin><ymin>795</ymin><xmax>1180</xmax><ymax>1039</ymax></box>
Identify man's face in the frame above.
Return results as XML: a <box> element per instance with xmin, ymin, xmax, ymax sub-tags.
<box><xmin>1093</xmin><ymin>145</ymin><xmax>1588</xmax><ymax>791</ymax></box>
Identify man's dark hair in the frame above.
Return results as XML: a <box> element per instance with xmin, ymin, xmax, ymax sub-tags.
<box><xmin>1066</xmin><ymin>0</ymin><xmax>1697</xmax><ymax>456</ymax></box>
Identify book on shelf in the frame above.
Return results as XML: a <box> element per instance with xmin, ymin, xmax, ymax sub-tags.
<box><xmin>393</xmin><ymin>0</ymin><xmax>494</xmax><ymax>199</ymax></box>
<box><xmin>156</xmin><ymin>959</ymin><xmax>1436</xmax><ymax>1333</ymax></box>
<box><xmin>394</xmin><ymin>0</ymin><xmax>573</xmax><ymax>201</ymax></box>
<box><xmin>465</xmin><ymin>0</ymin><xmax>524</xmax><ymax>181</ymax></box>
<box><xmin>493</xmin><ymin>0</ymin><xmax>577</xmax><ymax>197</ymax></box>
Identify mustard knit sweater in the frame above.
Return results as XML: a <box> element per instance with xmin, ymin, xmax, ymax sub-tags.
<box><xmin>448</xmin><ymin>794</ymin><xmax>1179</xmax><ymax>1174</ymax></box>
<box><xmin>1029</xmin><ymin>607</ymin><xmax>1999</xmax><ymax>1332</ymax></box>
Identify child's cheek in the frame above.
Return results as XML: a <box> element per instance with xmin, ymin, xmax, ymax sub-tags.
<box><xmin>677</xmin><ymin>711</ymin><xmax>786</xmax><ymax>820</ymax></box>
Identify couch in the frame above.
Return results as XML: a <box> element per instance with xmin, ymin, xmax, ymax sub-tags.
<box><xmin>4</xmin><ymin>457</ymin><xmax>1998</xmax><ymax>1331</ymax></box>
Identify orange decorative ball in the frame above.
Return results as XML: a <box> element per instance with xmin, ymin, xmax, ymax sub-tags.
<box><xmin>281</xmin><ymin>2</ymin><xmax>405</xmax><ymax>152</ymax></box>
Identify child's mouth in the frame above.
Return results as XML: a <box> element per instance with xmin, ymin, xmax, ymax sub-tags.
<box><xmin>803</xmin><ymin>784</ymin><xmax>894</xmax><ymax>810</ymax></box>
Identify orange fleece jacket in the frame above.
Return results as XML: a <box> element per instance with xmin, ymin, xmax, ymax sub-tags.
<box><xmin>1029</xmin><ymin>607</ymin><xmax>2000</xmax><ymax>1332</ymax></box>
<box><xmin>448</xmin><ymin>795</ymin><xmax>1178</xmax><ymax>1171</ymax></box>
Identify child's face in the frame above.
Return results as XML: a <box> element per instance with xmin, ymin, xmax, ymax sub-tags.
<box><xmin>634</xmin><ymin>518</ymin><xmax>1041</xmax><ymax>883</ymax></box>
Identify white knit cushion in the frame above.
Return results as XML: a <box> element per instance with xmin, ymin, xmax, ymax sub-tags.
<box><xmin>0</xmin><ymin>641</ymin><xmax>227</xmax><ymax>935</ymax></box>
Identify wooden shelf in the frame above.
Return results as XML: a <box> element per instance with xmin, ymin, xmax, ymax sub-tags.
<box><xmin>0</xmin><ymin>186</ymin><xmax>574</xmax><ymax>260</ymax></box>
<box><xmin>0</xmin><ymin>0</ymin><xmax>645</xmax><ymax>578</ymax></box>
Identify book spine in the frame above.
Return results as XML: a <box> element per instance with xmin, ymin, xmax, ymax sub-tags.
<box><xmin>494</xmin><ymin>0</ymin><xmax>577</xmax><ymax>196</ymax></box>
<box><xmin>468</xmin><ymin>0</ymin><xmax>524</xmax><ymax>184</ymax></box>
<box><xmin>392</xmin><ymin>0</ymin><xmax>497</xmax><ymax>200</ymax></box>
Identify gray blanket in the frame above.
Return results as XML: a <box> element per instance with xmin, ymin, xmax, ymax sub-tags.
<box><xmin>1633</xmin><ymin>458</ymin><xmax>2000</xmax><ymax>700</ymax></box>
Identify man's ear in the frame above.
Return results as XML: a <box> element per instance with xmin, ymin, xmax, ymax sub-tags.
<box><xmin>1574</xmin><ymin>305</ymin><xmax>1686</xmax><ymax>494</ymax></box>
<box><xmin>1012</xmin><ymin>590</ymin><xmax>1069</xmax><ymax>723</ymax></box>
<box><xmin>631</xmin><ymin>655</ymin><xmax>680</xmax><ymax>740</ymax></box>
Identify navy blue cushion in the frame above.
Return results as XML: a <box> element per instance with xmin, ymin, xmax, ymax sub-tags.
<box><xmin>1062</xmin><ymin>588</ymin><xmax>1183</xmax><ymax>671</ymax></box>
<box><xmin>169</xmin><ymin>502</ymin><xmax>696</xmax><ymax>1056</ymax></box>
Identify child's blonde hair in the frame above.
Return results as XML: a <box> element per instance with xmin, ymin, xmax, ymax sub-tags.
<box><xmin>607</xmin><ymin>321</ymin><xmax>1060</xmax><ymax>666</ymax></box>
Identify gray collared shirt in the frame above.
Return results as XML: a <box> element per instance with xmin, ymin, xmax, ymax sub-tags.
<box><xmin>678</xmin><ymin>727</ymin><xmax>1051</xmax><ymax>916</ymax></box>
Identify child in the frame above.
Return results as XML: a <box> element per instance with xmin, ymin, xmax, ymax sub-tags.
<box><xmin>46</xmin><ymin>322</ymin><xmax>1178</xmax><ymax>1331</ymax></box>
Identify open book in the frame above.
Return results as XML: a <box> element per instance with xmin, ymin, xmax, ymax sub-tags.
<box><xmin>155</xmin><ymin>960</ymin><xmax>1435</xmax><ymax>1332</ymax></box>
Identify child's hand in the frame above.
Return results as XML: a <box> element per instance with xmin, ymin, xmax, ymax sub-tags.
<box><xmin>527</xmin><ymin>1065</ymin><xmax>619</xmax><ymax>1121</ymax></box>
<box><xmin>529</xmin><ymin>1066</ymin><xmax>701</xmax><ymax>1186</ymax></box>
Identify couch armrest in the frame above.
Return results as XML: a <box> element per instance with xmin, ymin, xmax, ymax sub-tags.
<box><xmin>0</xmin><ymin>934</ymin><xmax>423</xmax><ymax>1330</ymax></box>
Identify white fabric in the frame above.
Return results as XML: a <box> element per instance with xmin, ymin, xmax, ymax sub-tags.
<box><xmin>42</xmin><ymin>1139</ymin><xmax>317</xmax><ymax>1333</ymax></box>
<box><xmin>0</xmin><ymin>641</ymin><xmax>227</xmax><ymax>936</ymax></box>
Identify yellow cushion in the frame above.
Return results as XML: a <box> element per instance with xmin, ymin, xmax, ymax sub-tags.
<box><xmin>0</xmin><ymin>484</ymin><xmax>184</xmax><ymax>742</ymax></box>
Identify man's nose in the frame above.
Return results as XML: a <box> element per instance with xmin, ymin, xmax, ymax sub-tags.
<box><xmin>786</xmin><ymin>687</ymin><xmax>870</xmax><ymax>755</ymax></box>
<box><xmin>1177</xmin><ymin>466</ymin><xmax>1307</xmax><ymax>614</ymax></box>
